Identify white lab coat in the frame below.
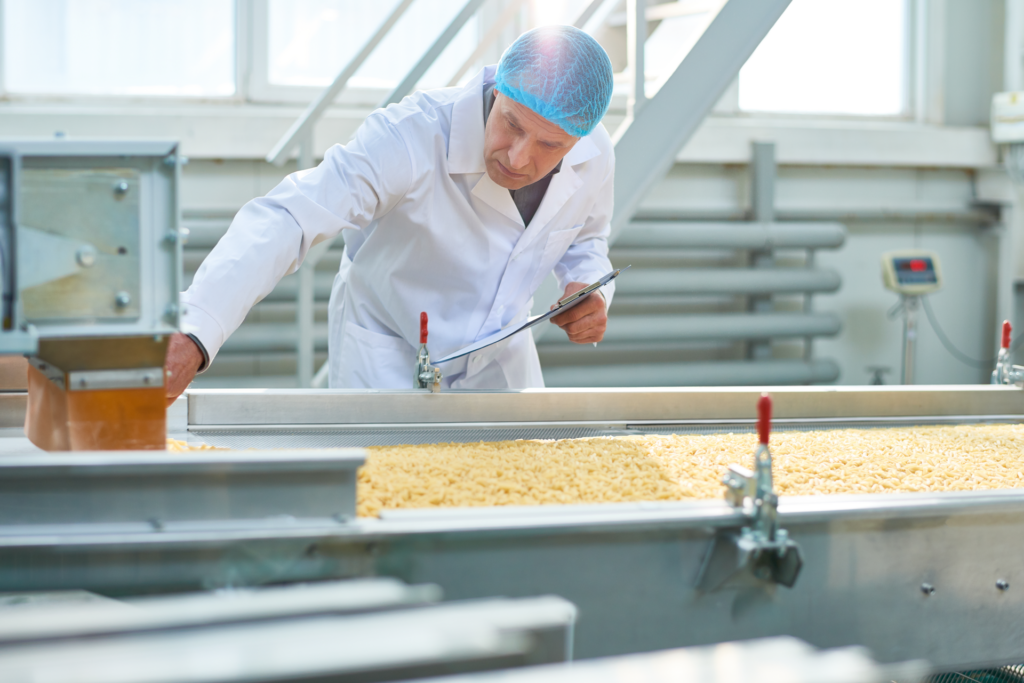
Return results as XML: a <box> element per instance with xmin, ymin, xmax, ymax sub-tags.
<box><xmin>181</xmin><ymin>66</ymin><xmax>616</xmax><ymax>389</ymax></box>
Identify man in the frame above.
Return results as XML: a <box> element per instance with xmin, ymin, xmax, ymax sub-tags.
<box><xmin>166</xmin><ymin>25</ymin><xmax>616</xmax><ymax>399</ymax></box>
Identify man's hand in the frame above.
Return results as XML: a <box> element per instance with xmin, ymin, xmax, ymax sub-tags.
<box><xmin>165</xmin><ymin>332</ymin><xmax>204</xmax><ymax>407</ymax></box>
<box><xmin>550</xmin><ymin>282</ymin><xmax>608</xmax><ymax>344</ymax></box>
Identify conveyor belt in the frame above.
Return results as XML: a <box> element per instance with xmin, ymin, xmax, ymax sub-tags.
<box><xmin>190</xmin><ymin>425</ymin><xmax>627</xmax><ymax>449</ymax></box>
<box><xmin>190</xmin><ymin>416</ymin><xmax>1022</xmax><ymax>449</ymax></box>
<box><xmin>10</xmin><ymin>386</ymin><xmax>1024</xmax><ymax>671</ymax></box>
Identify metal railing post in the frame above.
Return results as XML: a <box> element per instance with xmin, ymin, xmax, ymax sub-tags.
<box><xmin>609</xmin><ymin>0</ymin><xmax>793</xmax><ymax>242</ymax></box>
<box><xmin>573</xmin><ymin>0</ymin><xmax>609</xmax><ymax>28</ymax></box>
<box><xmin>381</xmin><ymin>0</ymin><xmax>490</xmax><ymax>107</ymax></box>
<box><xmin>626</xmin><ymin>0</ymin><xmax>647</xmax><ymax>119</ymax></box>
<box><xmin>266</xmin><ymin>0</ymin><xmax>416</xmax><ymax>166</ymax></box>
<box><xmin>748</xmin><ymin>141</ymin><xmax>776</xmax><ymax>362</ymax></box>
<box><xmin>447</xmin><ymin>0</ymin><xmax>525</xmax><ymax>87</ymax></box>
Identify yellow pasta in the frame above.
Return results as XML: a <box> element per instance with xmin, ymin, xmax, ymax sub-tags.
<box><xmin>167</xmin><ymin>425</ymin><xmax>1024</xmax><ymax>518</ymax></box>
<box><xmin>357</xmin><ymin>424</ymin><xmax>1024</xmax><ymax>517</ymax></box>
<box><xmin>166</xmin><ymin>438</ymin><xmax>220</xmax><ymax>452</ymax></box>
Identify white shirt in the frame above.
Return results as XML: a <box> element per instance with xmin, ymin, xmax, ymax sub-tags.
<box><xmin>181</xmin><ymin>66</ymin><xmax>616</xmax><ymax>389</ymax></box>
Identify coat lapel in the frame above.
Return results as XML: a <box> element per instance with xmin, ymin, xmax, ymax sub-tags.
<box><xmin>448</xmin><ymin>66</ymin><xmax>525</xmax><ymax>228</ymax></box>
<box><xmin>511</xmin><ymin>136</ymin><xmax>600</xmax><ymax>258</ymax></box>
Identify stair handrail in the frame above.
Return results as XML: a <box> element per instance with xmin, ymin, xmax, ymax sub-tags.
<box><xmin>266</xmin><ymin>0</ymin><xmax>416</xmax><ymax>167</ymax></box>
<box><xmin>381</xmin><ymin>0</ymin><xmax>490</xmax><ymax>107</ymax></box>
<box><xmin>609</xmin><ymin>0</ymin><xmax>792</xmax><ymax>242</ymax></box>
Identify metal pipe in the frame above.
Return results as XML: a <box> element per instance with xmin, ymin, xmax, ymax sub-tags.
<box><xmin>295</xmin><ymin>238</ymin><xmax>337</xmax><ymax>386</ymax></box>
<box><xmin>631</xmin><ymin>208</ymin><xmax>1000</xmax><ymax>225</ymax></box>
<box><xmin>615</xmin><ymin>268</ymin><xmax>840</xmax><ymax>295</ymax></box>
<box><xmin>900</xmin><ymin>295</ymin><xmax>919</xmax><ymax>385</ymax></box>
<box><xmin>540</xmin><ymin>312</ymin><xmax>841</xmax><ymax>345</ymax></box>
<box><xmin>235</xmin><ymin>272</ymin><xmax>335</xmax><ymax>302</ymax></box>
<box><xmin>1006</xmin><ymin>0</ymin><xmax>1024</xmax><ymax>91</ymax></box>
<box><xmin>447</xmin><ymin>0</ymin><xmax>525</xmax><ymax>88</ymax></box>
<box><xmin>298</xmin><ymin>130</ymin><xmax>314</xmax><ymax>171</ymax></box>
<box><xmin>614</xmin><ymin>222</ymin><xmax>847</xmax><ymax>250</ymax></box>
<box><xmin>626</xmin><ymin>0</ymin><xmax>646</xmax><ymax>119</ymax></box>
<box><xmin>381</xmin><ymin>0</ymin><xmax>489</xmax><ymax>108</ymax></box>
<box><xmin>266</xmin><ymin>0</ymin><xmax>416</xmax><ymax>167</ymax></box>
<box><xmin>748</xmin><ymin>141</ymin><xmax>776</xmax><ymax>360</ymax></box>
<box><xmin>222</xmin><ymin>323</ymin><xmax>330</xmax><ymax>354</ymax></box>
<box><xmin>297</xmin><ymin>267</ymin><xmax>316</xmax><ymax>386</ymax></box>
<box><xmin>542</xmin><ymin>358</ymin><xmax>840</xmax><ymax>387</ymax></box>
<box><xmin>221</xmin><ymin>312</ymin><xmax>839</xmax><ymax>354</ymax></box>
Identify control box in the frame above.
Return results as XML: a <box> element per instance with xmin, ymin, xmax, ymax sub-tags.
<box><xmin>881</xmin><ymin>250</ymin><xmax>942</xmax><ymax>296</ymax></box>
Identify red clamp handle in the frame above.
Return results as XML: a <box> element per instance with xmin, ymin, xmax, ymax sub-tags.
<box><xmin>420</xmin><ymin>312</ymin><xmax>428</xmax><ymax>345</ymax></box>
<box><xmin>1003</xmin><ymin>320</ymin><xmax>1012</xmax><ymax>350</ymax></box>
<box><xmin>757</xmin><ymin>393</ymin><xmax>772</xmax><ymax>445</ymax></box>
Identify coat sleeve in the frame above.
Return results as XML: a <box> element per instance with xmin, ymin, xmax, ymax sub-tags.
<box><xmin>551</xmin><ymin>149</ymin><xmax>616</xmax><ymax>309</ymax></box>
<box><xmin>180</xmin><ymin>114</ymin><xmax>415</xmax><ymax>365</ymax></box>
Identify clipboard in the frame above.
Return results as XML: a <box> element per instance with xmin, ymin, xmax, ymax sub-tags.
<box><xmin>433</xmin><ymin>266</ymin><xmax>630</xmax><ymax>364</ymax></box>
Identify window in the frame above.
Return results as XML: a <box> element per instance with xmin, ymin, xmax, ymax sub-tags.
<box><xmin>738</xmin><ymin>0</ymin><xmax>909</xmax><ymax>116</ymax></box>
<box><xmin>3</xmin><ymin>0</ymin><xmax>235</xmax><ymax>97</ymax></box>
<box><xmin>264</xmin><ymin>0</ymin><xmax>479</xmax><ymax>96</ymax></box>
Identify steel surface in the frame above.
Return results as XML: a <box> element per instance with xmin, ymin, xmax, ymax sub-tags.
<box><xmin>3</xmin><ymin>491</ymin><xmax>1024</xmax><ymax>670</ymax></box>
<box><xmin>0</xmin><ymin>578</ymin><xmax>440</xmax><ymax>645</ymax></box>
<box><xmin>188</xmin><ymin>414</ymin><xmax>1021</xmax><ymax>449</ymax></box>
<box><xmin>0</xmin><ymin>448</ymin><xmax>364</xmax><ymax>526</ymax></box>
<box><xmin>0</xmin><ymin>394</ymin><xmax>27</xmax><ymax>428</ymax></box>
<box><xmin>415</xmin><ymin>637</ymin><xmax>927</xmax><ymax>683</ymax></box>
<box><xmin>186</xmin><ymin>386</ymin><xmax>1024</xmax><ymax>426</ymax></box>
<box><xmin>6</xmin><ymin>139</ymin><xmax>182</xmax><ymax>338</ymax></box>
<box><xmin>0</xmin><ymin>596</ymin><xmax>576</xmax><ymax>682</ymax></box>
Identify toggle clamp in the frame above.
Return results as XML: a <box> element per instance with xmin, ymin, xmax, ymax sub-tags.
<box><xmin>695</xmin><ymin>393</ymin><xmax>803</xmax><ymax>591</ymax></box>
<box><xmin>991</xmin><ymin>321</ymin><xmax>1024</xmax><ymax>386</ymax></box>
<box><xmin>414</xmin><ymin>312</ymin><xmax>443</xmax><ymax>393</ymax></box>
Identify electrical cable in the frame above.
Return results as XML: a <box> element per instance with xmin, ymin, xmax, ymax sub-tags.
<box><xmin>920</xmin><ymin>295</ymin><xmax>1024</xmax><ymax>368</ymax></box>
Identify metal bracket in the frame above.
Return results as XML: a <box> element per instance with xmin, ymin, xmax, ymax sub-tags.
<box><xmin>991</xmin><ymin>353</ymin><xmax>1024</xmax><ymax>386</ymax></box>
<box><xmin>991</xmin><ymin>323</ymin><xmax>1024</xmax><ymax>386</ymax></box>
<box><xmin>414</xmin><ymin>312</ymin><xmax>442</xmax><ymax>393</ymax></box>
<box><xmin>28</xmin><ymin>357</ymin><xmax>164</xmax><ymax>391</ymax></box>
<box><xmin>414</xmin><ymin>345</ymin><xmax>442</xmax><ymax>393</ymax></box>
<box><xmin>695</xmin><ymin>395</ymin><xmax>803</xmax><ymax>591</ymax></box>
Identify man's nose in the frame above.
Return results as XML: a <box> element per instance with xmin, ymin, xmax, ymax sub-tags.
<box><xmin>507</xmin><ymin>139</ymin><xmax>530</xmax><ymax>170</ymax></box>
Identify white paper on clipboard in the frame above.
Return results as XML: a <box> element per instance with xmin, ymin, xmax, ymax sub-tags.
<box><xmin>433</xmin><ymin>266</ymin><xmax>629</xmax><ymax>364</ymax></box>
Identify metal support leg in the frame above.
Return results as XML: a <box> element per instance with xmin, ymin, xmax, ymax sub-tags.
<box><xmin>901</xmin><ymin>295</ymin><xmax>919</xmax><ymax>385</ymax></box>
<box><xmin>748</xmin><ymin>142</ymin><xmax>775</xmax><ymax>361</ymax></box>
<box><xmin>298</xmin><ymin>133</ymin><xmax>314</xmax><ymax>174</ymax></box>
<box><xmin>804</xmin><ymin>249</ymin><xmax>815</xmax><ymax>363</ymax></box>
<box><xmin>297</xmin><ymin>266</ymin><xmax>315</xmax><ymax>388</ymax></box>
<box><xmin>295</xmin><ymin>132</ymin><xmax>317</xmax><ymax>388</ymax></box>
<box><xmin>626</xmin><ymin>0</ymin><xmax>646</xmax><ymax>120</ymax></box>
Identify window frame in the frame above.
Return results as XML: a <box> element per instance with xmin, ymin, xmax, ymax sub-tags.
<box><xmin>0</xmin><ymin>0</ymin><xmax>944</xmax><ymax>127</ymax></box>
<box><xmin>0</xmin><ymin>0</ymin><xmax>243</xmax><ymax>103</ymax></box>
<box><xmin>244</xmin><ymin>0</ymin><xmax>402</xmax><ymax>106</ymax></box>
<box><xmin>730</xmin><ymin>0</ymin><xmax>929</xmax><ymax>122</ymax></box>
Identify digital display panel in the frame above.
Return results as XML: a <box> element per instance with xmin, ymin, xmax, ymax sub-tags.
<box><xmin>893</xmin><ymin>257</ymin><xmax>937</xmax><ymax>285</ymax></box>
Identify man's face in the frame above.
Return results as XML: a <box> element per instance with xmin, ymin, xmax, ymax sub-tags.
<box><xmin>483</xmin><ymin>92</ymin><xmax>579</xmax><ymax>190</ymax></box>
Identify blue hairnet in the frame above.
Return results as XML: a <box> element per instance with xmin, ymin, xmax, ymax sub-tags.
<box><xmin>494</xmin><ymin>26</ymin><xmax>613</xmax><ymax>138</ymax></box>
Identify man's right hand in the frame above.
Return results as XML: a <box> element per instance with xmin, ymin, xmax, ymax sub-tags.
<box><xmin>165</xmin><ymin>332</ymin><xmax>204</xmax><ymax>406</ymax></box>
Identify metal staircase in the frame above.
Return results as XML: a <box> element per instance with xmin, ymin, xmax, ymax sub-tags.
<box><xmin>189</xmin><ymin>0</ymin><xmax>847</xmax><ymax>388</ymax></box>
